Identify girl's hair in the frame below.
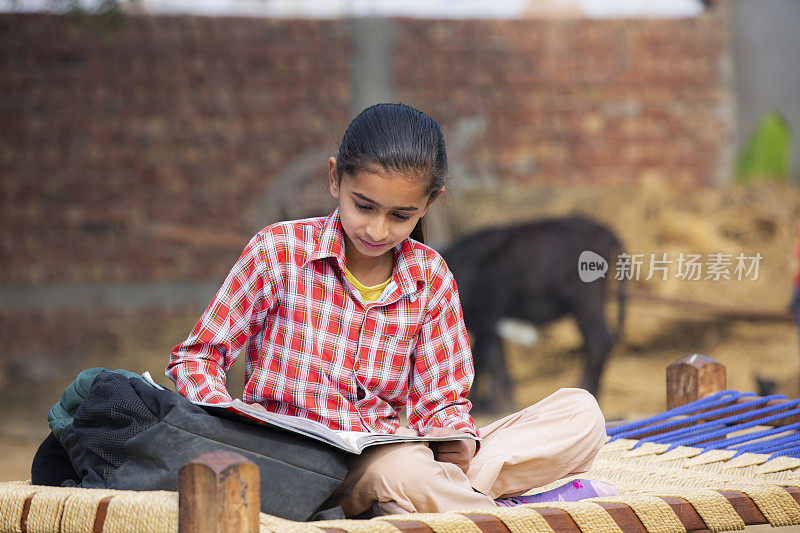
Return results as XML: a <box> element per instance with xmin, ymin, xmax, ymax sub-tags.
<box><xmin>335</xmin><ymin>103</ymin><xmax>447</xmax><ymax>243</ymax></box>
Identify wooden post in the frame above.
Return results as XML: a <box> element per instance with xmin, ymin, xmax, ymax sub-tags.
<box><xmin>666</xmin><ymin>354</ymin><xmax>726</xmax><ymax>409</ymax></box>
<box><xmin>179</xmin><ymin>450</ymin><xmax>260</xmax><ymax>533</ymax></box>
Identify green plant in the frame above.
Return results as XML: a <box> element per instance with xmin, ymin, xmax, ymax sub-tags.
<box><xmin>736</xmin><ymin>111</ymin><xmax>791</xmax><ymax>183</ymax></box>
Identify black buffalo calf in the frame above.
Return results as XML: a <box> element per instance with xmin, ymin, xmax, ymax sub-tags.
<box><xmin>443</xmin><ymin>216</ymin><xmax>626</xmax><ymax>413</ymax></box>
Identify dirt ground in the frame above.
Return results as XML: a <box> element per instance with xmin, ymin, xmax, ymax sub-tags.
<box><xmin>3</xmin><ymin>179</ymin><xmax>800</xmax><ymax>483</ymax></box>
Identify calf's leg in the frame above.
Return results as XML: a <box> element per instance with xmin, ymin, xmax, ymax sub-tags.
<box><xmin>471</xmin><ymin>327</ymin><xmax>514</xmax><ymax>413</ymax></box>
<box><xmin>574</xmin><ymin>299</ymin><xmax>614</xmax><ymax>397</ymax></box>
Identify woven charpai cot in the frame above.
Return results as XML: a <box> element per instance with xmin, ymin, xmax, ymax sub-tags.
<box><xmin>8</xmin><ymin>389</ymin><xmax>800</xmax><ymax>532</ymax></box>
<box><xmin>4</xmin><ymin>436</ymin><xmax>800</xmax><ymax>533</ymax></box>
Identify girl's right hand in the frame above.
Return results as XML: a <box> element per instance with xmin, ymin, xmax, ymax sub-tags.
<box><xmin>427</xmin><ymin>427</ymin><xmax>477</xmax><ymax>474</ymax></box>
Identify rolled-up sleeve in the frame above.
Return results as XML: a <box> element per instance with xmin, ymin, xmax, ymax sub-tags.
<box><xmin>407</xmin><ymin>266</ymin><xmax>478</xmax><ymax>438</ymax></box>
<box><xmin>166</xmin><ymin>230</ymin><xmax>279</xmax><ymax>404</ymax></box>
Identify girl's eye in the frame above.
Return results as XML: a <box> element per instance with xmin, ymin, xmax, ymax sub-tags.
<box><xmin>354</xmin><ymin>201</ymin><xmax>409</xmax><ymax>221</ymax></box>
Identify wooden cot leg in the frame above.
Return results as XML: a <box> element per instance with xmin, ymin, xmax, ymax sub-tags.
<box><xmin>179</xmin><ymin>450</ymin><xmax>260</xmax><ymax>533</ymax></box>
<box><xmin>666</xmin><ymin>354</ymin><xmax>727</xmax><ymax>409</ymax></box>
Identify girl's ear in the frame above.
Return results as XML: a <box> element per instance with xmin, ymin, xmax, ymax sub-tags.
<box><xmin>328</xmin><ymin>157</ymin><xmax>340</xmax><ymax>199</ymax></box>
<box><xmin>422</xmin><ymin>187</ymin><xmax>445</xmax><ymax>214</ymax></box>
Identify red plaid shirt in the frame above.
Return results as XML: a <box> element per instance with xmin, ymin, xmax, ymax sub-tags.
<box><xmin>166</xmin><ymin>209</ymin><xmax>478</xmax><ymax>437</ymax></box>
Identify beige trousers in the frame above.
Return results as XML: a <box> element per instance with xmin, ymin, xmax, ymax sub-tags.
<box><xmin>331</xmin><ymin>388</ymin><xmax>607</xmax><ymax>515</ymax></box>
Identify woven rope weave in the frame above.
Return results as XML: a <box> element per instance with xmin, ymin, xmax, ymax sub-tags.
<box><xmin>586</xmin><ymin>495</ymin><xmax>685</xmax><ymax>533</ymax></box>
<box><xmin>453</xmin><ymin>507</ymin><xmax>555</xmax><ymax>533</ymax></box>
<box><xmin>0</xmin><ymin>483</ymin><xmax>35</xmax><ymax>533</ymax></box>
<box><xmin>520</xmin><ymin>501</ymin><xmax>622</xmax><ymax>533</ymax></box>
<box><xmin>375</xmin><ymin>511</ymin><xmax>483</xmax><ymax>533</ymax></box>
<box><xmin>60</xmin><ymin>488</ymin><xmax>117</xmax><ymax>533</ymax></box>
<box><xmin>313</xmin><ymin>517</ymin><xmax>402</xmax><ymax>532</ymax></box>
<box><xmin>25</xmin><ymin>487</ymin><xmax>67</xmax><ymax>532</ymax></box>
<box><xmin>726</xmin><ymin>483</ymin><xmax>800</xmax><ymax>527</ymax></box>
<box><xmin>655</xmin><ymin>490</ymin><xmax>744</xmax><ymax>533</ymax></box>
<box><xmin>102</xmin><ymin>490</ymin><xmax>177</xmax><ymax>533</ymax></box>
<box><xmin>6</xmin><ymin>435</ymin><xmax>800</xmax><ymax>532</ymax></box>
<box><xmin>259</xmin><ymin>513</ymin><xmax>326</xmax><ymax>532</ymax></box>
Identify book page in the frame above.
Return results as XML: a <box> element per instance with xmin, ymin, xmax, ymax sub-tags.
<box><xmin>334</xmin><ymin>429</ymin><xmax>480</xmax><ymax>453</ymax></box>
<box><xmin>226</xmin><ymin>400</ymin><xmax>356</xmax><ymax>450</ymax></box>
<box><xmin>193</xmin><ymin>399</ymin><xmax>355</xmax><ymax>452</ymax></box>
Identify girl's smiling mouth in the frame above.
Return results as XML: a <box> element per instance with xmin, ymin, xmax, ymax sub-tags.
<box><xmin>359</xmin><ymin>238</ymin><xmax>389</xmax><ymax>250</ymax></box>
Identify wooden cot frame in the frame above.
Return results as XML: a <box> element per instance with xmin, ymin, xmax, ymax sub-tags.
<box><xmin>177</xmin><ymin>354</ymin><xmax>800</xmax><ymax>533</ymax></box>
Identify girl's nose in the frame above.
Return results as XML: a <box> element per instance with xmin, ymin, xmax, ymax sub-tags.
<box><xmin>366</xmin><ymin>218</ymin><xmax>388</xmax><ymax>241</ymax></box>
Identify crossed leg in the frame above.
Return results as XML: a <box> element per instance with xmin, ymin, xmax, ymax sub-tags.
<box><xmin>331</xmin><ymin>388</ymin><xmax>607</xmax><ymax>515</ymax></box>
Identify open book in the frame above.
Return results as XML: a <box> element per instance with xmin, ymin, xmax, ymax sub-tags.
<box><xmin>200</xmin><ymin>399</ymin><xmax>479</xmax><ymax>455</ymax></box>
<box><xmin>141</xmin><ymin>372</ymin><xmax>479</xmax><ymax>455</ymax></box>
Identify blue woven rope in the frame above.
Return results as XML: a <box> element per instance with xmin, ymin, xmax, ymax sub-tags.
<box><xmin>629</xmin><ymin>396</ymin><xmax>797</xmax><ymax>449</ymax></box>
<box><xmin>607</xmin><ymin>390</ymin><xmax>800</xmax><ymax>461</ymax></box>
<box><xmin>695</xmin><ymin>421</ymin><xmax>800</xmax><ymax>453</ymax></box>
<box><xmin>730</xmin><ymin>431</ymin><xmax>800</xmax><ymax>455</ymax></box>
<box><xmin>769</xmin><ymin>446</ymin><xmax>800</xmax><ymax>460</ymax></box>
<box><xmin>615</xmin><ymin>394</ymin><xmax>780</xmax><ymax>444</ymax></box>
<box><xmin>607</xmin><ymin>391</ymin><xmax>751</xmax><ymax>440</ymax></box>
<box><xmin>660</xmin><ymin>404</ymin><xmax>800</xmax><ymax>452</ymax></box>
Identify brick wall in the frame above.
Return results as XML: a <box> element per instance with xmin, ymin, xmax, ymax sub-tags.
<box><xmin>1</xmin><ymin>10</ymin><xmax>731</xmax><ymax>287</ymax></box>
<box><xmin>0</xmin><ymin>9</ymin><xmax>732</xmax><ymax>390</ymax></box>
<box><xmin>1</xmin><ymin>15</ymin><xmax>352</xmax><ymax>286</ymax></box>
<box><xmin>394</xmin><ymin>16</ymin><xmax>731</xmax><ymax>186</ymax></box>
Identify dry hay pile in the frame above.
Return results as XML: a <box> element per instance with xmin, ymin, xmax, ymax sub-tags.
<box><xmin>437</xmin><ymin>178</ymin><xmax>800</xmax><ymax>421</ymax></box>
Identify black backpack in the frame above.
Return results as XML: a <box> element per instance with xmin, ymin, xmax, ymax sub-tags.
<box><xmin>32</xmin><ymin>369</ymin><xmax>348</xmax><ymax>521</ymax></box>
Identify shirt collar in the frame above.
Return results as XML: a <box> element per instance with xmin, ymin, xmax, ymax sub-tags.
<box><xmin>393</xmin><ymin>238</ymin><xmax>425</xmax><ymax>297</ymax></box>
<box><xmin>307</xmin><ymin>208</ymin><xmax>347</xmax><ymax>271</ymax></box>
<box><xmin>307</xmin><ymin>208</ymin><xmax>425</xmax><ymax>297</ymax></box>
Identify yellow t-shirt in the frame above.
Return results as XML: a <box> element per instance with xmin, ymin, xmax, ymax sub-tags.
<box><xmin>344</xmin><ymin>267</ymin><xmax>391</xmax><ymax>302</ymax></box>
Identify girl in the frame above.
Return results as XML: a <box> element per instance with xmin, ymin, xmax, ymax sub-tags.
<box><xmin>167</xmin><ymin>103</ymin><xmax>613</xmax><ymax>516</ymax></box>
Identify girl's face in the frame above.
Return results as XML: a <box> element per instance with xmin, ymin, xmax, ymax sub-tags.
<box><xmin>328</xmin><ymin>157</ymin><xmax>438</xmax><ymax>265</ymax></box>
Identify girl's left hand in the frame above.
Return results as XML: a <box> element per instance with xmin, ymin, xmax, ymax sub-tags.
<box><xmin>427</xmin><ymin>427</ymin><xmax>477</xmax><ymax>474</ymax></box>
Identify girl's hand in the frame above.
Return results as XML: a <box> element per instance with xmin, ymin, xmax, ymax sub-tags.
<box><xmin>247</xmin><ymin>402</ymin><xmax>268</xmax><ymax>412</ymax></box>
<box><xmin>426</xmin><ymin>427</ymin><xmax>477</xmax><ymax>474</ymax></box>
